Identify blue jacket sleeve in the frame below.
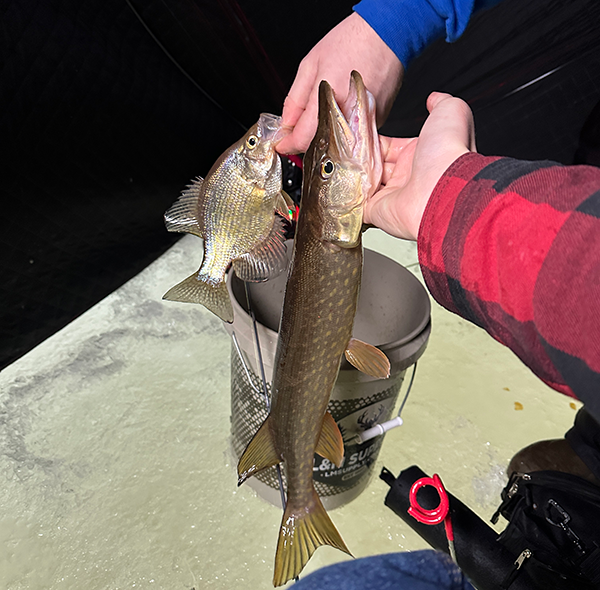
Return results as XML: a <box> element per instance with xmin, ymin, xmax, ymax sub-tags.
<box><xmin>353</xmin><ymin>0</ymin><xmax>502</xmax><ymax>67</ymax></box>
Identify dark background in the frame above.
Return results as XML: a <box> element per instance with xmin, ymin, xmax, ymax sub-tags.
<box><xmin>2</xmin><ymin>0</ymin><xmax>600</xmax><ymax>370</ymax></box>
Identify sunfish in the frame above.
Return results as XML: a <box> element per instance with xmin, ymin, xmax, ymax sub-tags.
<box><xmin>163</xmin><ymin>113</ymin><xmax>294</xmax><ymax>323</ymax></box>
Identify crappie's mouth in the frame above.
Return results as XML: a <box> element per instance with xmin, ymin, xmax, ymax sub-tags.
<box><xmin>258</xmin><ymin>113</ymin><xmax>289</xmax><ymax>145</ymax></box>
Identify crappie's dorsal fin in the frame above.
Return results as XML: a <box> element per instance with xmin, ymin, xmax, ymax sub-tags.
<box><xmin>275</xmin><ymin>190</ymin><xmax>296</xmax><ymax>221</ymax></box>
<box><xmin>237</xmin><ymin>416</ymin><xmax>280</xmax><ymax>486</ymax></box>
<box><xmin>164</xmin><ymin>177</ymin><xmax>205</xmax><ymax>238</ymax></box>
<box><xmin>345</xmin><ymin>338</ymin><xmax>391</xmax><ymax>379</ymax></box>
<box><xmin>315</xmin><ymin>412</ymin><xmax>344</xmax><ymax>468</ymax></box>
<box><xmin>231</xmin><ymin>215</ymin><xmax>288</xmax><ymax>282</ymax></box>
<box><xmin>273</xmin><ymin>489</ymin><xmax>351</xmax><ymax>586</ymax></box>
<box><xmin>162</xmin><ymin>270</ymin><xmax>234</xmax><ymax>323</ymax></box>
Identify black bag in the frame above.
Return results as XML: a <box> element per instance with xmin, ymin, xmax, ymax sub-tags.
<box><xmin>492</xmin><ymin>471</ymin><xmax>600</xmax><ymax>589</ymax></box>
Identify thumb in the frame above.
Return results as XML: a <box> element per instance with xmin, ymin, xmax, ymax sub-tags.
<box><xmin>424</xmin><ymin>92</ymin><xmax>476</xmax><ymax>152</ymax></box>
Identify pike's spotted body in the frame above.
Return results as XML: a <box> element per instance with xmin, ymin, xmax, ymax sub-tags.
<box><xmin>238</xmin><ymin>73</ymin><xmax>389</xmax><ymax>586</ymax></box>
<box><xmin>273</xmin><ymin>236</ymin><xmax>362</xmax><ymax>489</ymax></box>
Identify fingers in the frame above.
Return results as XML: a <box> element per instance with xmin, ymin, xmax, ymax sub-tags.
<box><xmin>276</xmin><ymin>73</ymin><xmax>353</xmax><ymax>155</ymax></box>
<box><xmin>277</xmin><ymin>55</ymin><xmax>321</xmax><ymax>154</ymax></box>
<box><xmin>381</xmin><ymin>137</ymin><xmax>417</xmax><ymax>185</ymax></box>
<box><xmin>379</xmin><ymin>135</ymin><xmax>416</xmax><ymax>162</ymax></box>
<box><xmin>281</xmin><ymin>58</ymin><xmax>318</xmax><ymax>128</ymax></box>
<box><xmin>421</xmin><ymin>92</ymin><xmax>475</xmax><ymax>157</ymax></box>
<box><xmin>379</xmin><ymin>135</ymin><xmax>417</xmax><ymax>184</ymax></box>
<box><xmin>426</xmin><ymin>91</ymin><xmax>453</xmax><ymax>112</ymax></box>
<box><xmin>280</xmin><ymin>95</ymin><xmax>304</xmax><ymax>133</ymax></box>
<box><xmin>277</xmin><ymin>88</ymin><xmax>319</xmax><ymax>154</ymax></box>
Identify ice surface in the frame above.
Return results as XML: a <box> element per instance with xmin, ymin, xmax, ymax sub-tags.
<box><xmin>0</xmin><ymin>230</ymin><xmax>580</xmax><ymax>589</ymax></box>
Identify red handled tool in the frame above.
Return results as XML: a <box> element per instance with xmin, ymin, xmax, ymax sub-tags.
<box><xmin>408</xmin><ymin>473</ymin><xmax>457</xmax><ymax>564</ymax></box>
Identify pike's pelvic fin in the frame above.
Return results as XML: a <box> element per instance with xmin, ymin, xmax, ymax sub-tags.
<box><xmin>345</xmin><ymin>338</ymin><xmax>391</xmax><ymax>379</ymax></box>
<box><xmin>237</xmin><ymin>416</ymin><xmax>280</xmax><ymax>486</ymax></box>
<box><xmin>315</xmin><ymin>412</ymin><xmax>344</xmax><ymax>468</ymax></box>
<box><xmin>232</xmin><ymin>215</ymin><xmax>289</xmax><ymax>282</ymax></box>
<box><xmin>162</xmin><ymin>272</ymin><xmax>234</xmax><ymax>323</ymax></box>
<box><xmin>273</xmin><ymin>490</ymin><xmax>351</xmax><ymax>587</ymax></box>
<box><xmin>164</xmin><ymin>177</ymin><xmax>205</xmax><ymax>238</ymax></box>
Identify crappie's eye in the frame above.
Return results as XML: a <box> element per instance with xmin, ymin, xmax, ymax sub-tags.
<box><xmin>246</xmin><ymin>135</ymin><xmax>258</xmax><ymax>149</ymax></box>
<box><xmin>321</xmin><ymin>160</ymin><xmax>335</xmax><ymax>178</ymax></box>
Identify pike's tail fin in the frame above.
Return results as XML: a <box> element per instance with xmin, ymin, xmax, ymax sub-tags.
<box><xmin>273</xmin><ymin>489</ymin><xmax>351</xmax><ymax>587</ymax></box>
<box><xmin>163</xmin><ymin>272</ymin><xmax>234</xmax><ymax>323</ymax></box>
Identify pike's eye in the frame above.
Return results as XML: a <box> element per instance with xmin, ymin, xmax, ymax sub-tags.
<box><xmin>321</xmin><ymin>160</ymin><xmax>334</xmax><ymax>178</ymax></box>
<box><xmin>246</xmin><ymin>135</ymin><xmax>258</xmax><ymax>149</ymax></box>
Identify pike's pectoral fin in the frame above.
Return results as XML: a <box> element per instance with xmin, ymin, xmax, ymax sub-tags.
<box><xmin>164</xmin><ymin>177</ymin><xmax>205</xmax><ymax>238</ymax></box>
<box><xmin>345</xmin><ymin>338</ymin><xmax>391</xmax><ymax>379</ymax></box>
<box><xmin>163</xmin><ymin>271</ymin><xmax>234</xmax><ymax>323</ymax></box>
<box><xmin>273</xmin><ymin>489</ymin><xmax>351</xmax><ymax>587</ymax></box>
<box><xmin>315</xmin><ymin>412</ymin><xmax>344</xmax><ymax>468</ymax></box>
<box><xmin>232</xmin><ymin>215</ymin><xmax>288</xmax><ymax>282</ymax></box>
<box><xmin>237</xmin><ymin>416</ymin><xmax>280</xmax><ymax>486</ymax></box>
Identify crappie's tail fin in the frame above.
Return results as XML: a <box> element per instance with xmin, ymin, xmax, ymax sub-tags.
<box><xmin>163</xmin><ymin>272</ymin><xmax>234</xmax><ymax>323</ymax></box>
<box><xmin>273</xmin><ymin>490</ymin><xmax>351</xmax><ymax>587</ymax></box>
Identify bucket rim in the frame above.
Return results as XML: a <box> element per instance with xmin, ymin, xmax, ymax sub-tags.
<box><xmin>226</xmin><ymin>248</ymin><xmax>432</xmax><ymax>349</ymax></box>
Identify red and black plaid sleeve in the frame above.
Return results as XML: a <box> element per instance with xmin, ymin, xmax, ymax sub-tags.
<box><xmin>418</xmin><ymin>152</ymin><xmax>600</xmax><ymax>418</ymax></box>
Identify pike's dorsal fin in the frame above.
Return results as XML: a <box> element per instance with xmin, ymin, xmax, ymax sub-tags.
<box><xmin>315</xmin><ymin>412</ymin><xmax>344</xmax><ymax>468</ymax></box>
<box><xmin>232</xmin><ymin>215</ymin><xmax>288</xmax><ymax>282</ymax></box>
<box><xmin>275</xmin><ymin>190</ymin><xmax>296</xmax><ymax>221</ymax></box>
<box><xmin>164</xmin><ymin>177</ymin><xmax>205</xmax><ymax>238</ymax></box>
<box><xmin>237</xmin><ymin>416</ymin><xmax>280</xmax><ymax>486</ymax></box>
<box><xmin>345</xmin><ymin>338</ymin><xmax>391</xmax><ymax>379</ymax></box>
<box><xmin>273</xmin><ymin>489</ymin><xmax>351</xmax><ymax>586</ymax></box>
<box><xmin>162</xmin><ymin>270</ymin><xmax>234</xmax><ymax>323</ymax></box>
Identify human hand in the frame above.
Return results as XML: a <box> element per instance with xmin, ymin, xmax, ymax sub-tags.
<box><xmin>276</xmin><ymin>12</ymin><xmax>403</xmax><ymax>155</ymax></box>
<box><xmin>364</xmin><ymin>92</ymin><xmax>476</xmax><ymax>241</ymax></box>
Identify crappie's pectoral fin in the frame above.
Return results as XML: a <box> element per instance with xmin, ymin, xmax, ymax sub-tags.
<box><xmin>315</xmin><ymin>412</ymin><xmax>344</xmax><ymax>468</ymax></box>
<box><xmin>273</xmin><ymin>489</ymin><xmax>351</xmax><ymax>587</ymax></box>
<box><xmin>164</xmin><ymin>177</ymin><xmax>205</xmax><ymax>238</ymax></box>
<box><xmin>232</xmin><ymin>215</ymin><xmax>289</xmax><ymax>282</ymax></box>
<box><xmin>237</xmin><ymin>416</ymin><xmax>280</xmax><ymax>486</ymax></box>
<box><xmin>162</xmin><ymin>271</ymin><xmax>234</xmax><ymax>323</ymax></box>
<box><xmin>345</xmin><ymin>338</ymin><xmax>391</xmax><ymax>379</ymax></box>
<box><xmin>275</xmin><ymin>190</ymin><xmax>296</xmax><ymax>221</ymax></box>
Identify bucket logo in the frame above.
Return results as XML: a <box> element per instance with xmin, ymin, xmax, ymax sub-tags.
<box><xmin>313</xmin><ymin>400</ymin><xmax>395</xmax><ymax>488</ymax></box>
<box><xmin>356</xmin><ymin>404</ymin><xmax>386</xmax><ymax>433</ymax></box>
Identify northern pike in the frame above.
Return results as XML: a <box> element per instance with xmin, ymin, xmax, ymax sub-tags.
<box><xmin>237</xmin><ymin>72</ymin><xmax>389</xmax><ymax>586</ymax></box>
<box><xmin>162</xmin><ymin>113</ymin><xmax>294</xmax><ymax>323</ymax></box>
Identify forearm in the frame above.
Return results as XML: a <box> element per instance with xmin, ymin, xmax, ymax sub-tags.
<box><xmin>353</xmin><ymin>0</ymin><xmax>502</xmax><ymax>67</ymax></box>
<box><xmin>418</xmin><ymin>152</ymin><xmax>600</xmax><ymax>414</ymax></box>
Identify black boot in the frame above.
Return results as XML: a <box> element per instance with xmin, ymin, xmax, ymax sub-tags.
<box><xmin>507</xmin><ymin>408</ymin><xmax>600</xmax><ymax>486</ymax></box>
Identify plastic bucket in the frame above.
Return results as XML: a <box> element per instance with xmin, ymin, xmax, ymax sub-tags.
<box><xmin>224</xmin><ymin>244</ymin><xmax>431</xmax><ymax>509</ymax></box>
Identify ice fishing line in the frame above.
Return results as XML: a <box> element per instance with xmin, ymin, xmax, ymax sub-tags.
<box><xmin>125</xmin><ymin>0</ymin><xmax>248</xmax><ymax>133</ymax></box>
<box><xmin>231</xmin><ymin>332</ymin><xmax>262</xmax><ymax>396</ymax></box>
<box><xmin>242</xmin><ymin>281</ymin><xmax>288</xmax><ymax>512</ymax></box>
<box><xmin>236</xmin><ymin>281</ymin><xmax>301</xmax><ymax>582</ymax></box>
